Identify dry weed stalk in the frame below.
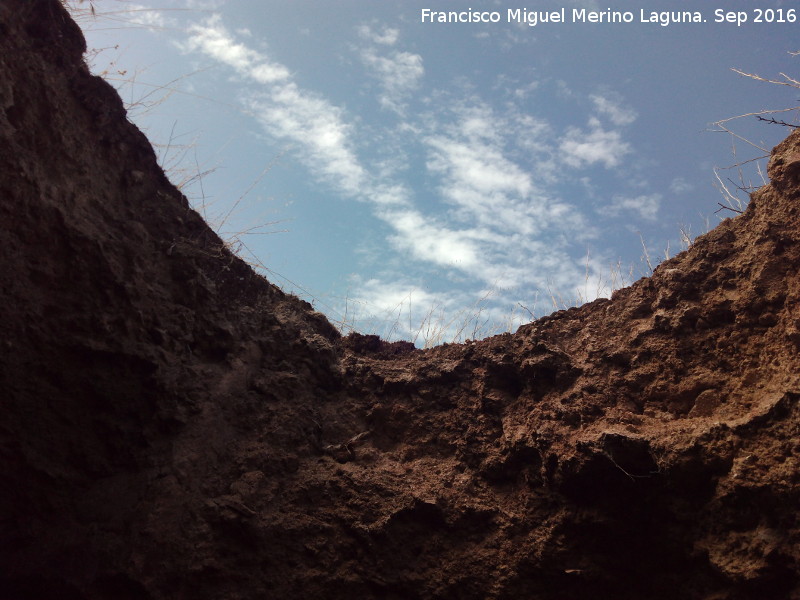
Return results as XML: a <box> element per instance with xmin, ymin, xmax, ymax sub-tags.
<box><xmin>711</xmin><ymin>52</ymin><xmax>800</xmax><ymax>211</ymax></box>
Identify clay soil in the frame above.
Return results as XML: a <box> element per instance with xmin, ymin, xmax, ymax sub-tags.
<box><xmin>1</xmin><ymin>2</ymin><xmax>799</xmax><ymax>598</ymax></box>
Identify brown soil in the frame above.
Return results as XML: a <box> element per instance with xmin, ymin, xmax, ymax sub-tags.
<box><xmin>1</xmin><ymin>2</ymin><xmax>799</xmax><ymax>598</ymax></box>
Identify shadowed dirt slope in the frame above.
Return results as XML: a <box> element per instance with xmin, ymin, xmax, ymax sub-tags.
<box><xmin>1</xmin><ymin>2</ymin><xmax>799</xmax><ymax>598</ymax></box>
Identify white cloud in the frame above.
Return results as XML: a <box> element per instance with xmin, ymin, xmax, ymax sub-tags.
<box><xmin>358</xmin><ymin>27</ymin><xmax>423</xmax><ymax>113</ymax></box>
<box><xmin>511</xmin><ymin>81</ymin><xmax>540</xmax><ymax>101</ymax></box>
<box><xmin>341</xmin><ymin>277</ymin><xmax>528</xmax><ymax>346</ymax></box>
<box><xmin>560</xmin><ymin>120</ymin><xmax>631</xmax><ymax>168</ymax></box>
<box><xmin>555</xmin><ymin>80</ymin><xmax>574</xmax><ymax>98</ymax></box>
<box><xmin>425</xmin><ymin>136</ymin><xmax>574</xmax><ymax>240</ymax></box>
<box><xmin>670</xmin><ymin>177</ymin><xmax>693</xmax><ymax>194</ymax></box>
<box><xmin>590</xmin><ymin>93</ymin><xmax>637</xmax><ymax>126</ymax></box>
<box><xmin>349</xmin><ymin>101</ymin><xmax>590</xmax><ymax>296</ymax></box>
<box><xmin>248</xmin><ymin>86</ymin><xmax>366</xmax><ymax>194</ymax></box>
<box><xmin>182</xmin><ymin>0</ymin><xmax>227</xmax><ymax>8</ymax></box>
<box><xmin>362</xmin><ymin>49</ymin><xmax>424</xmax><ymax>110</ymax></box>
<box><xmin>342</xmin><ymin>277</ymin><xmax>433</xmax><ymax>337</ymax></box>
<box><xmin>184</xmin><ymin>18</ymin><xmax>592</xmax><ymax>292</ymax></box>
<box><xmin>184</xmin><ymin>15</ymin><xmax>290</xmax><ymax>83</ymax></box>
<box><xmin>427</xmin><ymin>137</ymin><xmax>532</xmax><ymax>197</ymax></box>
<box><xmin>381</xmin><ymin>101</ymin><xmax>594</xmax><ymax>291</ymax></box>
<box><xmin>132</xmin><ymin>8</ymin><xmax>167</xmax><ymax>29</ymax></box>
<box><xmin>567</xmin><ymin>0</ymin><xmax>601</xmax><ymax>9</ymax></box>
<box><xmin>499</xmin><ymin>28</ymin><xmax>531</xmax><ymax>50</ymax></box>
<box><xmin>339</xmin><ymin>278</ymin><xmax>464</xmax><ymax>345</ymax></box>
<box><xmin>607</xmin><ymin>194</ymin><xmax>661</xmax><ymax>221</ymax></box>
<box><xmin>368</xmin><ymin>183</ymin><xmax>412</xmax><ymax>207</ymax></box>
<box><xmin>358</xmin><ymin>25</ymin><xmax>399</xmax><ymax>45</ymax></box>
<box><xmin>93</xmin><ymin>3</ymin><xmax>170</xmax><ymax>30</ymax></box>
<box><xmin>185</xmin><ymin>16</ymin><xmax>366</xmax><ymax>195</ymax></box>
<box><xmin>380</xmin><ymin>208</ymin><xmax>482</xmax><ymax>270</ymax></box>
<box><xmin>179</xmin><ymin>16</ymin><xmax>630</xmax><ymax>340</ymax></box>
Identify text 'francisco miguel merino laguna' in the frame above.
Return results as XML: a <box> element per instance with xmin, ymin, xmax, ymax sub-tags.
<box><xmin>421</xmin><ymin>8</ymin><xmax>710</xmax><ymax>27</ymax></box>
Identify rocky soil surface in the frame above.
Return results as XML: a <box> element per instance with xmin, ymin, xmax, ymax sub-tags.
<box><xmin>1</xmin><ymin>2</ymin><xmax>799</xmax><ymax>598</ymax></box>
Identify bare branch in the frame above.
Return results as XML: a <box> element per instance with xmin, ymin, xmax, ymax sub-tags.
<box><xmin>731</xmin><ymin>67</ymin><xmax>800</xmax><ymax>90</ymax></box>
<box><xmin>755</xmin><ymin>115</ymin><xmax>800</xmax><ymax>128</ymax></box>
<box><xmin>715</xmin><ymin>202</ymin><xmax>744</xmax><ymax>215</ymax></box>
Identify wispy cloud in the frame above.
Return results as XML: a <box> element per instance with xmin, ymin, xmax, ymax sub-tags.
<box><xmin>184</xmin><ymin>15</ymin><xmax>290</xmax><ymax>83</ymax></box>
<box><xmin>379</xmin><ymin>207</ymin><xmax>482</xmax><ymax>270</ymax></box>
<box><xmin>670</xmin><ymin>177</ymin><xmax>693</xmax><ymax>194</ymax></box>
<box><xmin>405</xmin><ymin>101</ymin><xmax>595</xmax><ymax>290</ymax></box>
<box><xmin>590</xmin><ymin>92</ymin><xmax>637</xmax><ymax>126</ymax></box>
<box><xmin>358</xmin><ymin>24</ymin><xmax>399</xmax><ymax>46</ymax></box>
<box><xmin>179</xmin><ymin>14</ymin><xmax>643</xmax><ymax>340</ymax></box>
<box><xmin>607</xmin><ymin>194</ymin><xmax>661</xmax><ymax>221</ymax></box>
<box><xmin>184</xmin><ymin>16</ymin><xmax>366</xmax><ymax>196</ymax></box>
<box><xmin>343</xmin><ymin>277</ymin><xmax>529</xmax><ymax>346</ymax></box>
<box><xmin>561</xmin><ymin>117</ymin><xmax>631</xmax><ymax>168</ymax></box>
<box><xmin>123</xmin><ymin>4</ymin><xmax>170</xmax><ymax>29</ymax></box>
<box><xmin>358</xmin><ymin>25</ymin><xmax>424</xmax><ymax>113</ymax></box>
<box><xmin>182</xmin><ymin>0</ymin><xmax>227</xmax><ymax>8</ymax></box>
<box><xmin>247</xmin><ymin>89</ymin><xmax>367</xmax><ymax>194</ymax></box>
<box><xmin>79</xmin><ymin>3</ymin><xmax>173</xmax><ymax>30</ymax></box>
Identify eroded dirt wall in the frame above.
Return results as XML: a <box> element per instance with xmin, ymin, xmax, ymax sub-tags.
<box><xmin>1</xmin><ymin>2</ymin><xmax>799</xmax><ymax>599</ymax></box>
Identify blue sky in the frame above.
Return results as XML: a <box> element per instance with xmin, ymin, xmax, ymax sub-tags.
<box><xmin>70</xmin><ymin>1</ymin><xmax>799</xmax><ymax>344</ymax></box>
